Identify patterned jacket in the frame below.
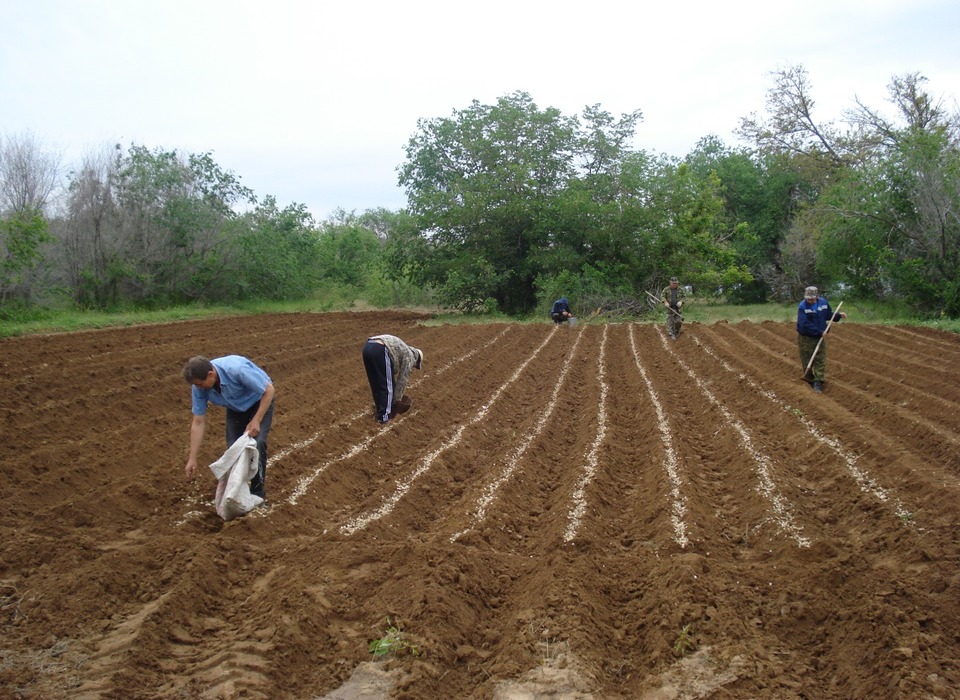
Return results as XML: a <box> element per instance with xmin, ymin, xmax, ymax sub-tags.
<box><xmin>661</xmin><ymin>285</ymin><xmax>686</xmax><ymax>310</ymax></box>
<box><xmin>368</xmin><ymin>334</ymin><xmax>419</xmax><ymax>399</ymax></box>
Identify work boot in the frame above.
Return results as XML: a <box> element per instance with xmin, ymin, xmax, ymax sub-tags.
<box><xmin>812</xmin><ymin>381</ymin><xmax>823</xmax><ymax>393</ymax></box>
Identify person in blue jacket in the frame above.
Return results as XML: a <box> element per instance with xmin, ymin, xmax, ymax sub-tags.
<box><xmin>182</xmin><ymin>355</ymin><xmax>276</xmax><ymax>498</ymax></box>
<box><xmin>797</xmin><ymin>286</ymin><xmax>846</xmax><ymax>393</ymax></box>
<box><xmin>551</xmin><ymin>297</ymin><xmax>574</xmax><ymax>324</ymax></box>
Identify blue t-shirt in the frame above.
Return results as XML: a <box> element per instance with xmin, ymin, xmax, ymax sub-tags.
<box><xmin>191</xmin><ymin>355</ymin><xmax>271</xmax><ymax>415</ymax></box>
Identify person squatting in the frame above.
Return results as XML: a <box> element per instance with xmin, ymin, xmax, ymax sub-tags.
<box><xmin>550</xmin><ymin>297</ymin><xmax>574</xmax><ymax>324</ymax></box>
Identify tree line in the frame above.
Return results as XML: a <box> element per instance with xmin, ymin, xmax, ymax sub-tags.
<box><xmin>0</xmin><ymin>141</ymin><xmax>422</xmax><ymax>313</ymax></box>
<box><xmin>2</xmin><ymin>64</ymin><xmax>958</xmax><ymax>319</ymax></box>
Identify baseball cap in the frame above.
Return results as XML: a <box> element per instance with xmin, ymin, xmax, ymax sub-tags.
<box><xmin>804</xmin><ymin>286</ymin><xmax>818</xmax><ymax>299</ymax></box>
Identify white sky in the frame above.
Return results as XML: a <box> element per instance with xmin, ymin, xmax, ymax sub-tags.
<box><xmin>2</xmin><ymin>0</ymin><xmax>958</xmax><ymax>220</ymax></box>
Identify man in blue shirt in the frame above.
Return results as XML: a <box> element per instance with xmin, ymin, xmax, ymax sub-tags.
<box><xmin>797</xmin><ymin>286</ymin><xmax>846</xmax><ymax>393</ymax></box>
<box><xmin>182</xmin><ymin>355</ymin><xmax>276</xmax><ymax>498</ymax></box>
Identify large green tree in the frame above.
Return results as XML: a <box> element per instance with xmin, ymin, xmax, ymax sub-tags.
<box><xmin>58</xmin><ymin>146</ymin><xmax>124</xmax><ymax>307</ymax></box>
<box><xmin>57</xmin><ymin>144</ymin><xmax>259</xmax><ymax>307</ymax></box>
<box><xmin>531</xmin><ymin>106</ymin><xmax>646</xmax><ymax>299</ymax></box>
<box><xmin>230</xmin><ymin>196</ymin><xmax>321</xmax><ymax>300</ymax></box>
<box><xmin>818</xmin><ymin>73</ymin><xmax>960</xmax><ymax>314</ymax></box>
<box><xmin>0</xmin><ymin>132</ymin><xmax>61</xmax><ymax>304</ymax></box>
<box><xmin>316</xmin><ymin>208</ymin><xmax>384</xmax><ymax>288</ymax></box>
<box><xmin>621</xmin><ymin>154</ymin><xmax>751</xmax><ymax>295</ymax></box>
<box><xmin>0</xmin><ymin>208</ymin><xmax>50</xmax><ymax>304</ymax></box>
<box><xmin>399</xmin><ymin>92</ymin><xmax>752</xmax><ymax>314</ymax></box>
<box><xmin>398</xmin><ymin>91</ymin><xmax>581</xmax><ymax>313</ymax></box>
<box><xmin>112</xmin><ymin>145</ymin><xmax>256</xmax><ymax>304</ymax></box>
<box><xmin>736</xmin><ymin>65</ymin><xmax>960</xmax><ymax>315</ymax></box>
<box><xmin>736</xmin><ymin>65</ymin><xmax>861</xmax><ymax>298</ymax></box>
<box><xmin>686</xmin><ymin>136</ymin><xmax>800</xmax><ymax>302</ymax></box>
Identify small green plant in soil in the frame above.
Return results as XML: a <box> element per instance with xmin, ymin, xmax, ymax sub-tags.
<box><xmin>673</xmin><ymin>623</ymin><xmax>696</xmax><ymax>657</ymax></box>
<box><xmin>368</xmin><ymin>618</ymin><xmax>420</xmax><ymax>658</ymax></box>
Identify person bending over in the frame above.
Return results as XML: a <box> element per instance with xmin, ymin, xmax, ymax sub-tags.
<box><xmin>182</xmin><ymin>355</ymin><xmax>275</xmax><ymax>498</ymax></box>
<box><xmin>362</xmin><ymin>335</ymin><xmax>424</xmax><ymax>424</ymax></box>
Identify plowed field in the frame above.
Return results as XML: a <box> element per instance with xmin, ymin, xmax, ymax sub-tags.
<box><xmin>2</xmin><ymin>312</ymin><xmax>959</xmax><ymax>699</ymax></box>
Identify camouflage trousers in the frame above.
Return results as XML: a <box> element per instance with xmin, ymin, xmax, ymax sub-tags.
<box><xmin>798</xmin><ymin>334</ymin><xmax>826</xmax><ymax>382</ymax></box>
<box><xmin>666</xmin><ymin>311</ymin><xmax>682</xmax><ymax>338</ymax></box>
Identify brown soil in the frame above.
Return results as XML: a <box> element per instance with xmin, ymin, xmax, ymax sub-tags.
<box><xmin>2</xmin><ymin>312</ymin><xmax>959</xmax><ymax>699</ymax></box>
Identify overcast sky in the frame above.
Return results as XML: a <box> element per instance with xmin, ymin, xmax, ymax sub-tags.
<box><xmin>2</xmin><ymin>0</ymin><xmax>958</xmax><ymax>220</ymax></box>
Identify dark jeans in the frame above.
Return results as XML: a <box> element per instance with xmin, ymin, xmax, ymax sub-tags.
<box><xmin>225</xmin><ymin>399</ymin><xmax>274</xmax><ymax>498</ymax></box>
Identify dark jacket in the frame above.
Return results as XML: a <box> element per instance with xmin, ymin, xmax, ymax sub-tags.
<box><xmin>797</xmin><ymin>297</ymin><xmax>841</xmax><ymax>338</ymax></box>
<box><xmin>551</xmin><ymin>298</ymin><xmax>571</xmax><ymax>317</ymax></box>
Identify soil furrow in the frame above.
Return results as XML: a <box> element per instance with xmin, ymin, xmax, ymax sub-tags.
<box><xmin>2</xmin><ymin>314</ymin><xmax>959</xmax><ymax>699</ymax></box>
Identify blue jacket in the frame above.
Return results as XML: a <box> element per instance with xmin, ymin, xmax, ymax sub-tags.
<box><xmin>551</xmin><ymin>298</ymin><xmax>571</xmax><ymax>316</ymax></box>
<box><xmin>797</xmin><ymin>297</ymin><xmax>841</xmax><ymax>338</ymax></box>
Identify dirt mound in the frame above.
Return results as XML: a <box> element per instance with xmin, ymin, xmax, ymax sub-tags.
<box><xmin>1</xmin><ymin>312</ymin><xmax>959</xmax><ymax>698</ymax></box>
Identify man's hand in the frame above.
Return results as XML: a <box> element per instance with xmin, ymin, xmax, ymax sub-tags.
<box><xmin>678</xmin><ymin>301</ymin><xmax>683</xmax><ymax>309</ymax></box>
<box><xmin>186</xmin><ymin>414</ymin><xmax>206</xmax><ymax>481</ymax></box>
<box><xmin>245</xmin><ymin>384</ymin><xmax>274</xmax><ymax>438</ymax></box>
<box><xmin>390</xmin><ymin>395</ymin><xmax>412</xmax><ymax>419</ymax></box>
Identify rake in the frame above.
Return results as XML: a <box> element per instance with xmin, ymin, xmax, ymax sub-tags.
<box><xmin>803</xmin><ymin>301</ymin><xmax>844</xmax><ymax>378</ymax></box>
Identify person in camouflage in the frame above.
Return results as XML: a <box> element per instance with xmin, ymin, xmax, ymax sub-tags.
<box><xmin>797</xmin><ymin>285</ymin><xmax>846</xmax><ymax>393</ymax></box>
<box><xmin>362</xmin><ymin>334</ymin><xmax>424</xmax><ymax>424</ymax></box>
<box><xmin>661</xmin><ymin>277</ymin><xmax>686</xmax><ymax>340</ymax></box>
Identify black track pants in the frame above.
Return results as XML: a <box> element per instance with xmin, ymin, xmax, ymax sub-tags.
<box><xmin>362</xmin><ymin>340</ymin><xmax>394</xmax><ymax>423</ymax></box>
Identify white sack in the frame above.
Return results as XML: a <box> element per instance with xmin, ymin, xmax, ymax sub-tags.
<box><xmin>208</xmin><ymin>433</ymin><xmax>264</xmax><ymax>520</ymax></box>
